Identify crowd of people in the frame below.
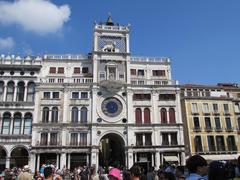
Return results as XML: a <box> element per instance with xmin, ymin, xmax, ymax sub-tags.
<box><xmin>1</xmin><ymin>155</ymin><xmax>240</xmax><ymax>180</ymax></box>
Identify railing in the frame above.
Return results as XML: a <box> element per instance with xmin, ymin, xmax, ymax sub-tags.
<box><xmin>131</xmin><ymin>79</ymin><xmax>177</xmax><ymax>85</ymax></box>
<box><xmin>215</xmin><ymin>127</ymin><xmax>223</xmax><ymax>132</ymax></box>
<box><xmin>131</xmin><ymin>56</ymin><xmax>170</xmax><ymax>62</ymax></box>
<box><xmin>44</xmin><ymin>54</ymin><xmax>88</xmax><ymax>60</ymax></box>
<box><xmin>193</xmin><ymin>127</ymin><xmax>202</xmax><ymax>132</ymax></box>
<box><xmin>225</xmin><ymin>127</ymin><xmax>234</xmax><ymax>132</ymax></box>
<box><xmin>0</xmin><ymin>54</ymin><xmax>42</xmax><ymax>64</ymax></box>
<box><xmin>39</xmin><ymin>77</ymin><xmax>93</xmax><ymax>84</ymax></box>
<box><xmin>95</xmin><ymin>24</ymin><xmax>129</xmax><ymax>31</ymax></box>
<box><xmin>205</xmin><ymin>127</ymin><xmax>213</xmax><ymax>132</ymax></box>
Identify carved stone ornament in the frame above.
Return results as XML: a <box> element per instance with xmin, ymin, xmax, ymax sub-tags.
<box><xmin>100</xmin><ymin>80</ymin><xmax>123</xmax><ymax>93</ymax></box>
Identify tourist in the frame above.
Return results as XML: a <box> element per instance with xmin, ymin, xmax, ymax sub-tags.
<box><xmin>108</xmin><ymin>168</ymin><xmax>121</xmax><ymax>180</ymax></box>
<box><xmin>185</xmin><ymin>155</ymin><xmax>208</xmax><ymax>180</ymax></box>
<box><xmin>130</xmin><ymin>165</ymin><xmax>141</xmax><ymax>180</ymax></box>
<box><xmin>17</xmin><ymin>165</ymin><xmax>32</xmax><ymax>180</ymax></box>
<box><xmin>208</xmin><ymin>161</ymin><xmax>229</xmax><ymax>180</ymax></box>
<box><xmin>175</xmin><ymin>166</ymin><xmax>185</xmax><ymax>180</ymax></box>
<box><xmin>158</xmin><ymin>171</ymin><xmax>176</xmax><ymax>180</ymax></box>
<box><xmin>44</xmin><ymin>166</ymin><xmax>62</xmax><ymax>180</ymax></box>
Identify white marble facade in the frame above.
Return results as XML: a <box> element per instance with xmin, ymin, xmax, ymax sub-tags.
<box><xmin>0</xmin><ymin>17</ymin><xmax>185</xmax><ymax>172</ymax></box>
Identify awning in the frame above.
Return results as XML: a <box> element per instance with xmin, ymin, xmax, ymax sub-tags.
<box><xmin>164</xmin><ymin>156</ymin><xmax>179</xmax><ymax>162</ymax></box>
<box><xmin>202</xmin><ymin>154</ymin><xmax>239</xmax><ymax>161</ymax></box>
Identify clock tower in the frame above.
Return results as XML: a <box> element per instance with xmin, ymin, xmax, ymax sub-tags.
<box><xmin>91</xmin><ymin>15</ymin><xmax>130</xmax><ymax>168</ymax></box>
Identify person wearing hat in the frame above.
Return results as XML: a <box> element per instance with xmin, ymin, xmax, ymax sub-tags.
<box><xmin>108</xmin><ymin>168</ymin><xmax>121</xmax><ymax>180</ymax></box>
<box><xmin>17</xmin><ymin>165</ymin><xmax>32</xmax><ymax>180</ymax></box>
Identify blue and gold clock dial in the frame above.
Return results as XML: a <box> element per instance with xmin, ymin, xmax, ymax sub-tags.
<box><xmin>101</xmin><ymin>97</ymin><xmax>123</xmax><ymax>117</ymax></box>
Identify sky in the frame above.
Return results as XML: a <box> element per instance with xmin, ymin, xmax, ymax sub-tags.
<box><xmin>0</xmin><ymin>0</ymin><xmax>240</xmax><ymax>85</ymax></box>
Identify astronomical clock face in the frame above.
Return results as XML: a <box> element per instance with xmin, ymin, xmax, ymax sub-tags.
<box><xmin>101</xmin><ymin>97</ymin><xmax>123</xmax><ymax>117</ymax></box>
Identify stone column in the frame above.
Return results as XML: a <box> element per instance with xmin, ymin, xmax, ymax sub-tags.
<box><xmin>6</xmin><ymin>156</ymin><xmax>10</xmax><ymax>168</ymax></box>
<box><xmin>67</xmin><ymin>153</ymin><xmax>71</xmax><ymax>169</ymax></box>
<box><xmin>180</xmin><ymin>152</ymin><xmax>186</xmax><ymax>166</ymax></box>
<box><xmin>134</xmin><ymin>153</ymin><xmax>137</xmax><ymax>163</ymax></box>
<box><xmin>24</xmin><ymin>84</ymin><xmax>28</xmax><ymax>102</ymax></box>
<box><xmin>13</xmin><ymin>85</ymin><xmax>17</xmax><ymax>102</ymax></box>
<box><xmin>37</xmin><ymin>154</ymin><xmax>40</xmax><ymax>171</ymax></box>
<box><xmin>20</xmin><ymin>117</ymin><xmax>24</xmax><ymax>135</ymax></box>
<box><xmin>86</xmin><ymin>154</ymin><xmax>89</xmax><ymax>166</ymax></box>
<box><xmin>56</xmin><ymin>154</ymin><xmax>59</xmax><ymax>169</ymax></box>
<box><xmin>151</xmin><ymin>153</ymin><xmax>154</xmax><ymax>167</ymax></box>
<box><xmin>29</xmin><ymin>153</ymin><xmax>36</xmax><ymax>172</ymax></box>
<box><xmin>155</xmin><ymin>152</ymin><xmax>160</xmax><ymax>169</ymax></box>
<box><xmin>60</xmin><ymin>153</ymin><xmax>66</xmax><ymax>169</ymax></box>
<box><xmin>128</xmin><ymin>151</ymin><xmax>133</xmax><ymax>169</ymax></box>
<box><xmin>9</xmin><ymin>117</ymin><xmax>13</xmax><ymax>134</ymax></box>
<box><xmin>3</xmin><ymin>85</ymin><xmax>7</xmax><ymax>101</ymax></box>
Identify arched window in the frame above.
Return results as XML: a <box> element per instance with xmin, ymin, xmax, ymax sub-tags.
<box><xmin>24</xmin><ymin>113</ymin><xmax>32</xmax><ymax>135</ymax></box>
<box><xmin>13</xmin><ymin>113</ymin><xmax>22</xmax><ymax>135</ymax></box>
<box><xmin>135</xmin><ymin>108</ymin><xmax>142</xmax><ymax>124</ymax></box>
<box><xmin>169</xmin><ymin>108</ymin><xmax>176</xmax><ymax>124</ymax></box>
<box><xmin>161</xmin><ymin>108</ymin><xmax>167</xmax><ymax>124</ymax></box>
<box><xmin>80</xmin><ymin>107</ymin><xmax>87</xmax><ymax>123</ymax></box>
<box><xmin>17</xmin><ymin>82</ymin><xmax>25</xmax><ymax>101</ymax></box>
<box><xmin>51</xmin><ymin>107</ymin><xmax>58</xmax><ymax>123</ymax></box>
<box><xmin>27</xmin><ymin>82</ymin><xmax>35</xmax><ymax>102</ymax></box>
<box><xmin>2</xmin><ymin>112</ymin><xmax>11</xmax><ymax>134</ymax></box>
<box><xmin>144</xmin><ymin>108</ymin><xmax>151</xmax><ymax>124</ymax></box>
<box><xmin>71</xmin><ymin>107</ymin><xmax>78</xmax><ymax>123</ymax></box>
<box><xmin>42</xmin><ymin>107</ymin><xmax>49</xmax><ymax>123</ymax></box>
<box><xmin>6</xmin><ymin>81</ymin><xmax>14</xmax><ymax>102</ymax></box>
<box><xmin>0</xmin><ymin>81</ymin><xmax>4</xmax><ymax>101</ymax></box>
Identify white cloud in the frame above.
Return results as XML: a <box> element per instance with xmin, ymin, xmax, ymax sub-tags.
<box><xmin>0</xmin><ymin>37</ymin><xmax>15</xmax><ymax>50</ymax></box>
<box><xmin>0</xmin><ymin>0</ymin><xmax>71</xmax><ymax>35</ymax></box>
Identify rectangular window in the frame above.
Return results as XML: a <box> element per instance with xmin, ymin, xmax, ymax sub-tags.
<box><xmin>223</xmin><ymin>104</ymin><xmax>229</xmax><ymax>113</ymax></box>
<box><xmin>159</xmin><ymin>94</ymin><xmax>176</xmax><ymax>100</ymax></box>
<box><xmin>136</xmin><ymin>134</ymin><xmax>143</xmax><ymax>146</ymax></box>
<box><xmin>192</xmin><ymin>103</ymin><xmax>198</xmax><ymax>112</ymax></box>
<box><xmin>58</xmin><ymin>67</ymin><xmax>64</xmax><ymax>74</ymax></box>
<box><xmin>130</xmin><ymin>69</ymin><xmax>136</xmax><ymax>75</ymax></box>
<box><xmin>40</xmin><ymin>133</ymin><xmax>48</xmax><ymax>145</ymax></box>
<box><xmin>49</xmin><ymin>67</ymin><xmax>56</xmax><ymax>73</ymax></box>
<box><xmin>203</xmin><ymin>103</ymin><xmax>209</xmax><ymax>113</ymax></box>
<box><xmin>227</xmin><ymin>136</ymin><xmax>237</xmax><ymax>151</ymax></box>
<box><xmin>171</xmin><ymin>133</ymin><xmax>178</xmax><ymax>145</ymax></box>
<box><xmin>70</xmin><ymin>133</ymin><xmax>78</xmax><ymax>146</ymax></box>
<box><xmin>213</xmin><ymin>104</ymin><xmax>218</xmax><ymax>112</ymax></box>
<box><xmin>52</xmin><ymin>92</ymin><xmax>59</xmax><ymax>99</ymax></box>
<box><xmin>74</xmin><ymin>67</ymin><xmax>81</xmax><ymax>74</ymax></box>
<box><xmin>43</xmin><ymin>92</ymin><xmax>51</xmax><ymax>99</ymax></box>
<box><xmin>207</xmin><ymin>136</ymin><xmax>216</xmax><ymax>151</ymax></box>
<box><xmin>50</xmin><ymin>133</ymin><xmax>58</xmax><ymax>145</ymax></box>
<box><xmin>193</xmin><ymin>117</ymin><xmax>200</xmax><ymax>129</ymax></box>
<box><xmin>133</xmin><ymin>94</ymin><xmax>151</xmax><ymax>101</ymax></box>
<box><xmin>216</xmin><ymin>136</ymin><xmax>225</xmax><ymax>151</ymax></box>
<box><xmin>152</xmin><ymin>70</ymin><xmax>166</xmax><ymax>76</ymax></box>
<box><xmin>82</xmin><ymin>67</ymin><xmax>89</xmax><ymax>74</ymax></box>
<box><xmin>193</xmin><ymin>89</ymin><xmax>198</xmax><ymax>97</ymax></box>
<box><xmin>205</xmin><ymin>117</ymin><xmax>212</xmax><ymax>130</ymax></box>
<box><xmin>72</xmin><ymin>92</ymin><xmax>79</xmax><ymax>99</ymax></box>
<box><xmin>81</xmin><ymin>92</ymin><xmax>88</xmax><ymax>99</ymax></box>
<box><xmin>205</xmin><ymin>90</ymin><xmax>210</xmax><ymax>97</ymax></box>
<box><xmin>137</xmin><ymin>69</ymin><xmax>144</xmax><ymax>76</ymax></box>
<box><xmin>100</xmin><ymin>73</ymin><xmax>105</xmax><ymax>80</ymax></box>
<box><xmin>162</xmin><ymin>133</ymin><xmax>169</xmax><ymax>146</ymax></box>
<box><xmin>225</xmin><ymin>118</ymin><xmax>232</xmax><ymax>130</ymax></box>
<box><xmin>79</xmin><ymin>133</ymin><xmax>87</xmax><ymax>146</ymax></box>
<box><xmin>187</xmin><ymin>89</ymin><xmax>192</xmax><ymax>97</ymax></box>
<box><xmin>195</xmin><ymin>136</ymin><xmax>203</xmax><ymax>152</ymax></box>
<box><xmin>215</xmin><ymin>117</ymin><xmax>221</xmax><ymax>130</ymax></box>
<box><xmin>145</xmin><ymin>133</ymin><xmax>152</xmax><ymax>146</ymax></box>
<box><xmin>119</xmin><ymin>74</ymin><xmax>124</xmax><ymax>79</ymax></box>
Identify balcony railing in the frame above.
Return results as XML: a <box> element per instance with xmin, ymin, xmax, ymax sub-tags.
<box><xmin>193</xmin><ymin>127</ymin><xmax>202</xmax><ymax>132</ymax></box>
<box><xmin>215</xmin><ymin>127</ymin><xmax>223</xmax><ymax>132</ymax></box>
<box><xmin>39</xmin><ymin>77</ymin><xmax>93</xmax><ymax>84</ymax></box>
<box><xmin>205</xmin><ymin>127</ymin><xmax>213</xmax><ymax>132</ymax></box>
<box><xmin>130</xmin><ymin>79</ymin><xmax>177</xmax><ymax>85</ymax></box>
<box><xmin>225</xmin><ymin>127</ymin><xmax>234</xmax><ymax>132</ymax></box>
